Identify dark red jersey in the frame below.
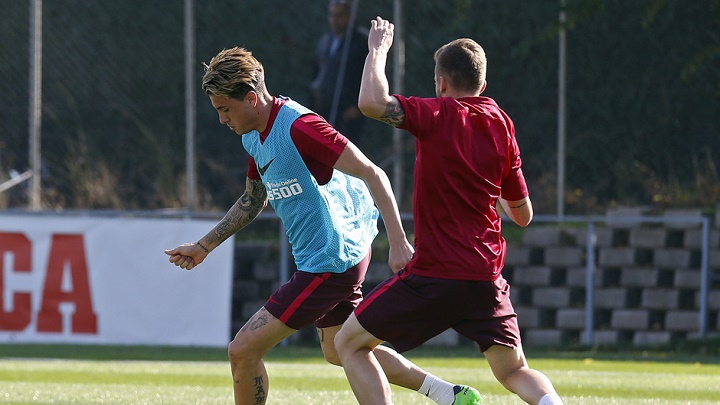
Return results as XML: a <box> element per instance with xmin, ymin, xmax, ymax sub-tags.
<box><xmin>396</xmin><ymin>95</ymin><xmax>528</xmax><ymax>281</ymax></box>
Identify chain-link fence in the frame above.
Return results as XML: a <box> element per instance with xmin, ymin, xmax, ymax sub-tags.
<box><xmin>1</xmin><ymin>0</ymin><xmax>718</xmax><ymax>214</ymax></box>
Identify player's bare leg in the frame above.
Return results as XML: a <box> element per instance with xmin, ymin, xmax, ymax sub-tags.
<box><xmin>374</xmin><ymin>344</ymin><xmax>427</xmax><ymax>389</ymax></box>
<box><xmin>319</xmin><ymin>324</ymin><xmax>425</xmax><ymax>389</ymax></box>
<box><xmin>228</xmin><ymin>307</ymin><xmax>295</xmax><ymax>405</ymax></box>
<box><xmin>335</xmin><ymin>314</ymin><xmax>394</xmax><ymax>404</ymax></box>
<box><xmin>484</xmin><ymin>343</ymin><xmax>562</xmax><ymax>404</ymax></box>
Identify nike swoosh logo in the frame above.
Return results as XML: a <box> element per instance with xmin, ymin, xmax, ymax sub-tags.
<box><xmin>258</xmin><ymin>157</ymin><xmax>275</xmax><ymax>176</ymax></box>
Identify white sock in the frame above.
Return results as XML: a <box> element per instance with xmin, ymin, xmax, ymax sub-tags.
<box><xmin>418</xmin><ymin>373</ymin><xmax>456</xmax><ymax>405</ymax></box>
<box><xmin>538</xmin><ymin>393</ymin><xmax>564</xmax><ymax>405</ymax></box>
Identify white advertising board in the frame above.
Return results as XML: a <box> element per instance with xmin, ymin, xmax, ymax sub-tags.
<box><xmin>0</xmin><ymin>214</ymin><xmax>233</xmax><ymax>347</ymax></box>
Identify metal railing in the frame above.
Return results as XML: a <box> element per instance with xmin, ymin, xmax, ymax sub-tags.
<box><xmin>0</xmin><ymin>170</ymin><xmax>33</xmax><ymax>194</ymax></box>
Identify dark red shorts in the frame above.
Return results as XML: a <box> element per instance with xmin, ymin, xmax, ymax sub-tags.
<box><xmin>355</xmin><ymin>270</ymin><xmax>520</xmax><ymax>353</ymax></box>
<box><xmin>263</xmin><ymin>252</ymin><xmax>370</xmax><ymax>330</ymax></box>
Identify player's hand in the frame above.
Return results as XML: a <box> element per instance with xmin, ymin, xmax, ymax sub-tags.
<box><xmin>164</xmin><ymin>243</ymin><xmax>208</xmax><ymax>270</ymax></box>
<box><xmin>368</xmin><ymin>16</ymin><xmax>394</xmax><ymax>54</ymax></box>
<box><xmin>388</xmin><ymin>239</ymin><xmax>414</xmax><ymax>273</ymax></box>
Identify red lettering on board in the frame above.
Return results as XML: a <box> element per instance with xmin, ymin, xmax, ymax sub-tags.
<box><xmin>36</xmin><ymin>234</ymin><xmax>98</xmax><ymax>334</ymax></box>
<box><xmin>0</xmin><ymin>233</ymin><xmax>32</xmax><ymax>331</ymax></box>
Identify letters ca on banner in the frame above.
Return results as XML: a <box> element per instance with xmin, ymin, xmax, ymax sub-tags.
<box><xmin>0</xmin><ymin>215</ymin><xmax>233</xmax><ymax>346</ymax></box>
<box><xmin>0</xmin><ymin>232</ymin><xmax>97</xmax><ymax>334</ymax></box>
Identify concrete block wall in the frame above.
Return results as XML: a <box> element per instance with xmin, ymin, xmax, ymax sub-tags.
<box><xmin>231</xmin><ymin>241</ymin><xmax>280</xmax><ymax>335</ymax></box>
<box><xmin>506</xmin><ymin>209</ymin><xmax>720</xmax><ymax>347</ymax></box>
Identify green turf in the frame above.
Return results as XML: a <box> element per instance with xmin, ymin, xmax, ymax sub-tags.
<box><xmin>1</xmin><ymin>344</ymin><xmax>719</xmax><ymax>404</ymax></box>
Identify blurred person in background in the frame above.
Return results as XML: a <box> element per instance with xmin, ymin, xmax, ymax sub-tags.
<box><xmin>309</xmin><ymin>0</ymin><xmax>369</xmax><ymax>147</ymax></box>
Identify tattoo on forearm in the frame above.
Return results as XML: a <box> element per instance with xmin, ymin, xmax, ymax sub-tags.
<box><xmin>380</xmin><ymin>101</ymin><xmax>405</xmax><ymax>126</ymax></box>
<box><xmin>509</xmin><ymin>201</ymin><xmax>527</xmax><ymax>209</ymax></box>
<box><xmin>318</xmin><ymin>328</ymin><xmax>325</xmax><ymax>343</ymax></box>
<box><xmin>206</xmin><ymin>179</ymin><xmax>267</xmax><ymax>246</ymax></box>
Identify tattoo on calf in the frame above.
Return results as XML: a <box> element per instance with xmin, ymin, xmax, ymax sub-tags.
<box><xmin>253</xmin><ymin>375</ymin><xmax>266</xmax><ymax>404</ymax></box>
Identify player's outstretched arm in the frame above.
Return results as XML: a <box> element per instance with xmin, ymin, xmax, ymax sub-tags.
<box><xmin>164</xmin><ymin>177</ymin><xmax>267</xmax><ymax>270</ymax></box>
<box><xmin>358</xmin><ymin>17</ymin><xmax>405</xmax><ymax>127</ymax></box>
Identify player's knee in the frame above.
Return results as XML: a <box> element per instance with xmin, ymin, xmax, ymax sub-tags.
<box><xmin>319</xmin><ymin>331</ymin><xmax>342</xmax><ymax>365</ymax></box>
<box><xmin>227</xmin><ymin>337</ymin><xmax>256</xmax><ymax>366</ymax></box>
<box><xmin>227</xmin><ymin>340</ymin><xmax>241</xmax><ymax>362</ymax></box>
<box><xmin>322</xmin><ymin>350</ymin><xmax>342</xmax><ymax>366</ymax></box>
<box><xmin>333</xmin><ymin>327</ymin><xmax>350</xmax><ymax>353</ymax></box>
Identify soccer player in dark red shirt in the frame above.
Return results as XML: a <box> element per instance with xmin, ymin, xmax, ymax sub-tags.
<box><xmin>336</xmin><ymin>17</ymin><xmax>564</xmax><ymax>405</ymax></box>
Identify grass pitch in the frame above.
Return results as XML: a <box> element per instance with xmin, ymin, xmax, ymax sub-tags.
<box><xmin>0</xmin><ymin>344</ymin><xmax>719</xmax><ymax>404</ymax></box>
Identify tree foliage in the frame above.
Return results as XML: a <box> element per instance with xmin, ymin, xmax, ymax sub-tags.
<box><xmin>0</xmin><ymin>0</ymin><xmax>717</xmax><ymax>214</ymax></box>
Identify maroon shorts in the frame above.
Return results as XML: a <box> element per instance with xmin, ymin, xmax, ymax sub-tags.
<box><xmin>355</xmin><ymin>270</ymin><xmax>520</xmax><ymax>353</ymax></box>
<box><xmin>263</xmin><ymin>252</ymin><xmax>370</xmax><ymax>330</ymax></box>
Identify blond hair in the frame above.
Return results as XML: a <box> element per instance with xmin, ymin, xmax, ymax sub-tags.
<box><xmin>202</xmin><ymin>47</ymin><xmax>268</xmax><ymax>99</ymax></box>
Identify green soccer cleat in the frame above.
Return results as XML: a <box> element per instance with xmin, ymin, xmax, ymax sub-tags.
<box><xmin>452</xmin><ymin>385</ymin><xmax>484</xmax><ymax>405</ymax></box>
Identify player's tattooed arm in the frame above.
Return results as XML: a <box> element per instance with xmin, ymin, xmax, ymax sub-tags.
<box><xmin>205</xmin><ymin>178</ymin><xmax>268</xmax><ymax>247</ymax></box>
<box><xmin>379</xmin><ymin>98</ymin><xmax>405</xmax><ymax>127</ymax></box>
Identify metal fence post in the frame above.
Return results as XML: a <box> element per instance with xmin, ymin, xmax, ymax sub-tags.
<box><xmin>699</xmin><ymin>217</ymin><xmax>711</xmax><ymax>338</ymax></box>
<box><xmin>583</xmin><ymin>221</ymin><xmax>596</xmax><ymax>346</ymax></box>
<box><xmin>29</xmin><ymin>0</ymin><xmax>43</xmax><ymax>211</ymax></box>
